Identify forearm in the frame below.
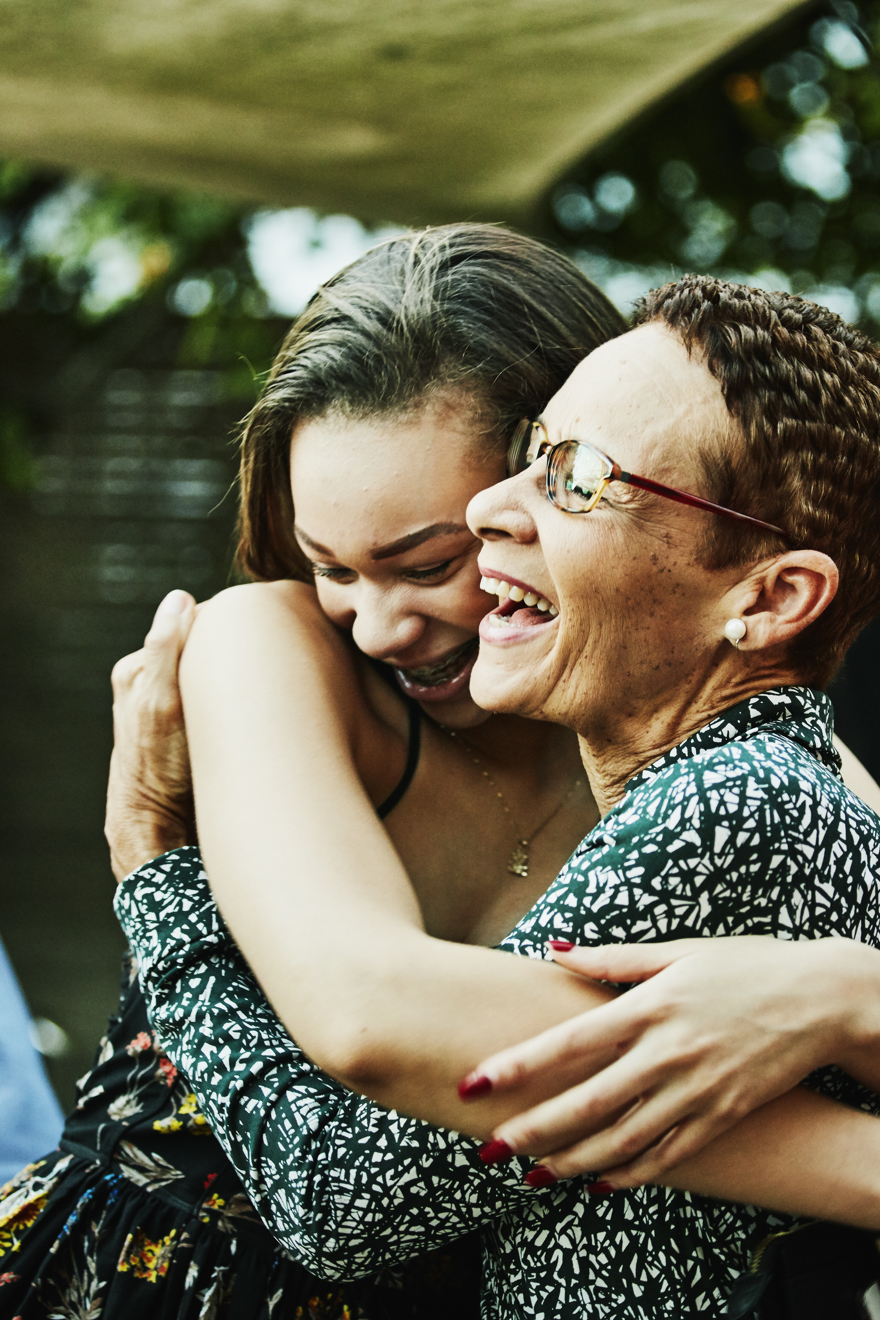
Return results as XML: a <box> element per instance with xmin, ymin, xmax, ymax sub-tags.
<box><xmin>121</xmin><ymin>852</ymin><xmax>880</xmax><ymax>1232</ymax></box>
<box><xmin>182</xmin><ymin>584</ymin><xmax>613</xmax><ymax>1133</ymax></box>
<box><xmin>115</xmin><ymin>852</ymin><xmax>540</xmax><ymax>1274</ymax></box>
<box><xmin>665</xmin><ymin>1084</ymin><xmax>880</xmax><ymax>1230</ymax></box>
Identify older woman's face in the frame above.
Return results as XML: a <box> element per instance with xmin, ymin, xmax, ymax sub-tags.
<box><xmin>466</xmin><ymin>323</ymin><xmax>741</xmax><ymax>735</ymax></box>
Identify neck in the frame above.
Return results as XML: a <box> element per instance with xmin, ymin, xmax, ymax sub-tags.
<box><xmin>580</xmin><ymin>657</ymin><xmax>804</xmax><ymax>817</ymax></box>
<box><xmin>452</xmin><ymin>711</ymin><xmax>581</xmax><ymax>792</ymax></box>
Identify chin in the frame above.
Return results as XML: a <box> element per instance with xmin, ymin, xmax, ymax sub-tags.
<box><xmin>469</xmin><ymin>654</ymin><xmax>535</xmax><ymax>719</ymax></box>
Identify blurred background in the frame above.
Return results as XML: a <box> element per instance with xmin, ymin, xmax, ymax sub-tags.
<box><xmin>1</xmin><ymin>0</ymin><xmax>879</xmax><ymax>1107</ymax></box>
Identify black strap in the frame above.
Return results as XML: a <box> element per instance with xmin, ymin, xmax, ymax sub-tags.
<box><xmin>377</xmin><ymin>699</ymin><xmax>421</xmax><ymax>819</ymax></box>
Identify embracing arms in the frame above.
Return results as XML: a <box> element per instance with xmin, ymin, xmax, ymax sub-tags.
<box><xmin>110</xmin><ymin>585</ymin><xmax>880</xmax><ymax>1230</ymax></box>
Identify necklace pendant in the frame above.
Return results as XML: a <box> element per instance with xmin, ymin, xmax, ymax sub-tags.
<box><xmin>508</xmin><ymin>841</ymin><xmax>529</xmax><ymax>878</ymax></box>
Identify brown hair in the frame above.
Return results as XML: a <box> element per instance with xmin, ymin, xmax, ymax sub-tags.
<box><xmin>236</xmin><ymin>223</ymin><xmax>626</xmax><ymax>581</ymax></box>
<box><xmin>635</xmin><ymin>275</ymin><xmax>880</xmax><ymax>686</ymax></box>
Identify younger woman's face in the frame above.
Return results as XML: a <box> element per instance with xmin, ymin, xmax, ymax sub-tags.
<box><xmin>290</xmin><ymin>395</ymin><xmax>506</xmax><ymax>728</ymax></box>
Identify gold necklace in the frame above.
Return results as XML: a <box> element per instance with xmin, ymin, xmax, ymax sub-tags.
<box><xmin>441</xmin><ymin>726</ymin><xmax>583</xmax><ymax>879</ymax></box>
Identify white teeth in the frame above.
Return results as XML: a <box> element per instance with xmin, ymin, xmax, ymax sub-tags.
<box><xmin>549</xmin><ymin>605</ymin><xmax>559</xmax><ymax>617</ymax></box>
<box><xmin>487</xmin><ymin>578</ymin><xmax>499</xmax><ymax>592</ymax></box>
<box><xmin>497</xmin><ymin>580</ymin><xmax>511</xmax><ymax>598</ymax></box>
<box><xmin>508</xmin><ymin>585</ymin><xmax>525</xmax><ymax>602</ymax></box>
<box><xmin>536</xmin><ymin>598</ymin><xmax>550</xmax><ymax>612</ymax></box>
<box><xmin>489</xmin><ymin>613</ymin><xmax>515</xmax><ymax>627</ymax></box>
<box><xmin>523</xmin><ymin>592</ymin><xmax>537</xmax><ymax>606</ymax></box>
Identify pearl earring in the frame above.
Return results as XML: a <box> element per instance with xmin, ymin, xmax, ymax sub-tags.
<box><xmin>724</xmin><ymin>618</ymin><xmax>747</xmax><ymax>648</ymax></box>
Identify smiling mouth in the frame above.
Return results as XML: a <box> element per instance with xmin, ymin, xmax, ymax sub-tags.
<box><xmin>479</xmin><ymin>575</ymin><xmax>559</xmax><ymax>630</ymax></box>
<box><xmin>395</xmin><ymin>637</ymin><xmax>479</xmax><ymax>689</ymax></box>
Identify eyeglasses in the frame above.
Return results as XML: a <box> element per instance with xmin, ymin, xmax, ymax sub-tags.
<box><xmin>507</xmin><ymin>419</ymin><xmax>789</xmax><ymax>540</ymax></box>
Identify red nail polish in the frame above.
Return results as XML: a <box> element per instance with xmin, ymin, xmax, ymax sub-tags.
<box><xmin>586</xmin><ymin>1180</ymin><xmax>615</xmax><ymax>1195</ymax></box>
<box><xmin>479</xmin><ymin>1138</ymin><xmax>514</xmax><ymax>1165</ymax></box>
<box><xmin>458</xmin><ymin>1074</ymin><xmax>493</xmax><ymax>1100</ymax></box>
<box><xmin>524</xmin><ymin>1166</ymin><xmax>558</xmax><ymax>1188</ymax></box>
<box><xmin>548</xmin><ymin>939</ymin><xmax>575</xmax><ymax>952</ymax></box>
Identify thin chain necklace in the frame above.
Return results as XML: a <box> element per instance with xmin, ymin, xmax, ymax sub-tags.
<box><xmin>440</xmin><ymin>726</ymin><xmax>583</xmax><ymax>879</ymax></box>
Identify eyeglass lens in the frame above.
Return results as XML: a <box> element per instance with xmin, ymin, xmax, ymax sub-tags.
<box><xmin>549</xmin><ymin>441</ymin><xmax>607</xmax><ymax>512</ymax></box>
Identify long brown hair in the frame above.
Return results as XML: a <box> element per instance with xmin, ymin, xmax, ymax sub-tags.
<box><xmin>236</xmin><ymin>223</ymin><xmax>626</xmax><ymax>581</ymax></box>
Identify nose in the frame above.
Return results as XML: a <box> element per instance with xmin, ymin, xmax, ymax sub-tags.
<box><xmin>466</xmin><ymin>469</ymin><xmax>539</xmax><ymax>546</ymax></box>
<box><xmin>349</xmin><ymin>583</ymin><xmax>427</xmax><ymax>662</ymax></box>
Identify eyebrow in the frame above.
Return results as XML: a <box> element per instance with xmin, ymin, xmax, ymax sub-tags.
<box><xmin>294</xmin><ymin>522</ymin><xmax>472</xmax><ymax>561</ymax></box>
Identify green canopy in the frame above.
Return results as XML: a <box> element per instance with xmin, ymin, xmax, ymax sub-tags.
<box><xmin>0</xmin><ymin>0</ymin><xmax>812</xmax><ymax>224</ymax></box>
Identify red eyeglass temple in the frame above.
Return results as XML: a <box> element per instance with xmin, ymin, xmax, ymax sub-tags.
<box><xmin>622</xmin><ymin>470</ymin><xmax>790</xmax><ymax>540</ymax></box>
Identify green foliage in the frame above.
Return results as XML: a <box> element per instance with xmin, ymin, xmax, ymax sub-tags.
<box><xmin>0</xmin><ymin>1</ymin><xmax>876</xmax><ymax>495</ymax></box>
<box><xmin>546</xmin><ymin>1</ymin><xmax>880</xmax><ymax>328</ymax></box>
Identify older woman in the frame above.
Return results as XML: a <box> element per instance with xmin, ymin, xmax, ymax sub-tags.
<box><xmin>107</xmin><ymin>276</ymin><xmax>880</xmax><ymax>1318</ymax></box>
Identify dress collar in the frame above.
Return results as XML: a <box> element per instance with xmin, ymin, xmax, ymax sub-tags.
<box><xmin>625</xmin><ymin>685</ymin><xmax>840</xmax><ymax>797</ymax></box>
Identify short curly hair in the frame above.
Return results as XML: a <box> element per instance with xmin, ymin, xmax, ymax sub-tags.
<box><xmin>635</xmin><ymin>275</ymin><xmax>880</xmax><ymax>687</ymax></box>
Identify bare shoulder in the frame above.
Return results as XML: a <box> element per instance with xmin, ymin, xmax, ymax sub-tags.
<box><xmin>182</xmin><ymin>582</ymin><xmax>391</xmax><ymax>760</ymax></box>
<box><xmin>184</xmin><ymin>582</ymin><xmax>361</xmax><ymax>711</ymax></box>
<box><xmin>190</xmin><ymin>581</ymin><xmax>348</xmax><ymax>662</ymax></box>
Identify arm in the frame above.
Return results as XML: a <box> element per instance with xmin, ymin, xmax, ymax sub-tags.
<box><xmin>115</xmin><ymin>850</ymin><xmax>880</xmax><ymax>1241</ymax></box>
<box><xmin>108</xmin><ymin>597</ymin><xmax>880</xmax><ymax>1195</ymax></box>
<box><xmin>113</xmin><ymin>851</ymin><xmax>537</xmax><ymax>1276</ymax></box>
<box><xmin>472</xmin><ymin>935</ymin><xmax>880</xmax><ymax>1186</ymax></box>
<box><xmin>179</xmin><ymin>580</ymin><xmax>616</xmax><ymax>1135</ymax></box>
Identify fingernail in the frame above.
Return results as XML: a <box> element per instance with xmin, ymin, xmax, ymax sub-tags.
<box><xmin>158</xmin><ymin>590</ymin><xmax>189</xmax><ymax>615</ymax></box>
<box><xmin>479</xmin><ymin>1138</ymin><xmax>514</xmax><ymax>1164</ymax></box>
<box><xmin>586</xmin><ymin>1180</ymin><xmax>615</xmax><ymax>1195</ymax></box>
<box><xmin>548</xmin><ymin>939</ymin><xmax>575</xmax><ymax>952</ymax></box>
<box><xmin>524</xmin><ymin>1166</ymin><xmax>558</xmax><ymax>1188</ymax></box>
<box><xmin>459</xmin><ymin>1073</ymin><xmax>493</xmax><ymax>1100</ymax></box>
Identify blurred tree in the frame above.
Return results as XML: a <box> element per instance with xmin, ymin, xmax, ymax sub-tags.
<box><xmin>546</xmin><ymin>0</ymin><xmax>880</xmax><ymax>326</ymax></box>
<box><xmin>0</xmin><ymin>168</ymin><xmax>285</xmax><ymax>491</ymax></box>
<box><xmin>0</xmin><ymin>0</ymin><xmax>876</xmax><ymax>495</ymax></box>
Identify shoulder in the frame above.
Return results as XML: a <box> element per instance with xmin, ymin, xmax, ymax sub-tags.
<box><xmin>622</xmin><ymin>730</ymin><xmax>850</xmax><ymax>823</ymax></box>
<box><xmin>182</xmin><ymin>582</ymin><xmax>407</xmax><ymax>779</ymax></box>
<box><xmin>186</xmin><ymin>582</ymin><xmax>355</xmax><ymax>681</ymax></box>
<box><xmin>193</xmin><ymin>580</ymin><xmax>335</xmax><ymax>639</ymax></box>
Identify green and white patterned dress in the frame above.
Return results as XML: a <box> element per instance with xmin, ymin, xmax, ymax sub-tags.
<box><xmin>115</xmin><ymin>686</ymin><xmax>880</xmax><ymax>1319</ymax></box>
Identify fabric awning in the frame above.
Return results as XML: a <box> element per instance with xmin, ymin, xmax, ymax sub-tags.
<box><xmin>0</xmin><ymin>0</ymin><xmax>813</xmax><ymax>224</ymax></box>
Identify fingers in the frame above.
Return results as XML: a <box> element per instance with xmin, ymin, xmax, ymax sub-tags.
<box><xmin>492</xmin><ymin>1048</ymin><xmax>671</xmax><ymax>1159</ymax></box>
<box><xmin>600</xmin><ymin>1113</ymin><xmax>731</xmax><ymax>1189</ymax></box>
<box><xmin>111</xmin><ymin>648</ymin><xmax>145</xmax><ymax>697</ymax></box>
<box><xmin>535</xmin><ymin>1081</ymin><xmax>706</xmax><ymax>1181</ymax></box>
<box><xmin>144</xmin><ymin>590</ymin><xmax>196</xmax><ymax>661</ymax></box>
<box><xmin>549</xmin><ymin>939</ymin><xmax>715</xmax><ymax>985</ymax></box>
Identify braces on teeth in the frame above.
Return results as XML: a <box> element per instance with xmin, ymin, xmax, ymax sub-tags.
<box><xmin>480</xmin><ymin>577</ymin><xmax>559</xmax><ymax>617</ymax></box>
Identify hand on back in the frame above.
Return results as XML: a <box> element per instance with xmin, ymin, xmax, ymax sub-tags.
<box><xmin>105</xmin><ymin>589</ymin><xmax>197</xmax><ymax>881</ymax></box>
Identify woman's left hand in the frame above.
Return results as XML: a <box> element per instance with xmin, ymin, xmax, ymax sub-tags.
<box><xmin>462</xmin><ymin>935</ymin><xmax>876</xmax><ymax>1186</ymax></box>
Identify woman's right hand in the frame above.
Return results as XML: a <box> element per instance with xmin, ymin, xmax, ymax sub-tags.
<box><xmin>462</xmin><ymin>935</ymin><xmax>880</xmax><ymax>1186</ymax></box>
<box><xmin>105</xmin><ymin>589</ymin><xmax>198</xmax><ymax>882</ymax></box>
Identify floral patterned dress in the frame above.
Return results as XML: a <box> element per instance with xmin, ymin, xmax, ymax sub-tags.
<box><xmin>0</xmin><ymin>953</ymin><xmax>481</xmax><ymax>1320</ymax></box>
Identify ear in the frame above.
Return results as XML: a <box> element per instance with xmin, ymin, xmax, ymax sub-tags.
<box><xmin>729</xmin><ymin>552</ymin><xmax>839</xmax><ymax>651</ymax></box>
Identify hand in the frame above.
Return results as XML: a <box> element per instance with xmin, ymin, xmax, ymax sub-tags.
<box><xmin>463</xmin><ymin>936</ymin><xmax>865</xmax><ymax>1187</ymax></box>
<box><xmin>105</xmin><ymin>589</ymin><xmax>198</xmax><ymax>882</ymax></box>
